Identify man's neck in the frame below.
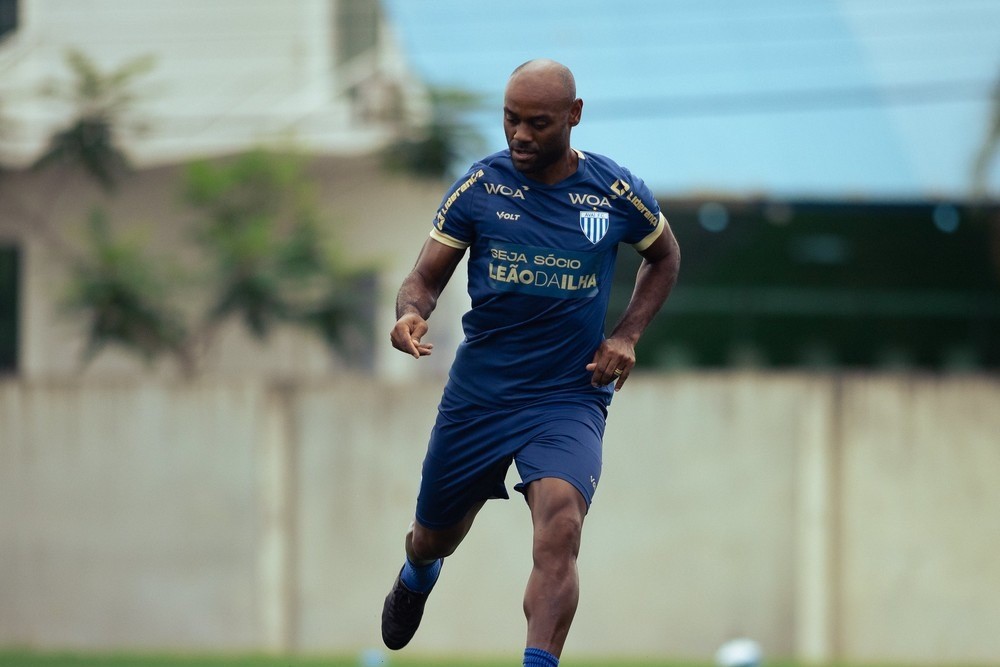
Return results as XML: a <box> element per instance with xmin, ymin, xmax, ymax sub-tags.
<box><xmin>523</xmin><ymin>149</ymin><xmax>579</xmax><ymax>185</ymax></box>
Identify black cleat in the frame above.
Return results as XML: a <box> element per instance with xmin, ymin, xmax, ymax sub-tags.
<box><xmin>381</xmin><ymin>570</ymin><xmax>433</xmax><ymax>650</ymax></box>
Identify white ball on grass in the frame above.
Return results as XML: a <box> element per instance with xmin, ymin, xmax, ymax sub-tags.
<box><xmin>715</xmin><ymin>638</ymin><xmax>763</xmax><ymax>667</ymax></box>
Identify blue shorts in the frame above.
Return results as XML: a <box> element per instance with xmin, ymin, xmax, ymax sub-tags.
<box><xmin>415</xmin><ymin>385</ymin><xmax>608</xmax><ymax>530</ymax></box>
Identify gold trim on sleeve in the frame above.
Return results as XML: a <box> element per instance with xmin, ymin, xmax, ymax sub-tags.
<box><xmin>632</xmin><ymin>212</ymin><xmax>667</xmax><ymax>252</ymax></box>
<box><xmin>430</xmin><ymin>228</ymin><xmax>471</xmax><ymax>249</ymax></box>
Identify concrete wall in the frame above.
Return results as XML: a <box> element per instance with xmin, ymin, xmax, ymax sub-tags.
<box><xmin>1</xmin><ymin>373</ymin><xmax>999</xmax><ymax>663</ymax></box>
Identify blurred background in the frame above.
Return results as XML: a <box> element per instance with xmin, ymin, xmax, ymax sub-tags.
<box><xmin>0</xmin><ymin>1</ymin><xmax>998</xmax><ymax>665</ymax></box>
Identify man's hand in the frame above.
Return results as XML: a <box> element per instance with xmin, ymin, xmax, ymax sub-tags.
<box><xmin>587</xmin><ymin>218</ymin><xmax>679</xmax><ymax>390</ymax></box>
<box><xmin>390</xmin><ymin>312</ymin><xmax>434</xmax><ymax>359</ymax></box>
<box><xmin>390</xmin><ymin>238</ymin><xmax>466</xmax><ymax>360</ymax></box>
<box><xmin>586</xmin><ymin>336</ymin><xmax>635</xmax><ymax>391</ymax></box>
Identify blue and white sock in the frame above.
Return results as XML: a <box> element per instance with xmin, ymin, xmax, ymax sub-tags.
<box><xmin>523</xmin><ymin>647</ymin><xmax>559</xmax><ymax>666</ymax></box>
<box><xmin>399</xmin><ymin>556</ymin><xmax>442</xmax><ymax>594</ymax></box>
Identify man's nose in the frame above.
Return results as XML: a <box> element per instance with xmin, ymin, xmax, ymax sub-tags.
<box><xmin>511</xmin><ymin>123</ymin><xmax>532</xmax><ymax>143</ymax></box>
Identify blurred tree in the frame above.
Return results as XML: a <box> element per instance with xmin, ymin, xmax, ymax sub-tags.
<box><xmin>62</xmin><ymin>150</ymin><xmax>374</xmax><ymax>375</ymax></box>
<box><xmin>65</xmin><ymin>209</ymin><xmax>190</xmax><ymax>369</ymax></box>
<box><xmin>0</xmin><ymin>51</ymin><xmax>153</xmax><ymax>262</ymax></box>
<box><xmin>0</xmin><ymin>96</ymin><xmax>7</xmax><ymax>164</ymax></box>
<box><xmin>33</xmin><ymin>49</ymin><xmax>154</xmax><ymax>190</ymax></box>
<box><xmin>3</xmin><ymin>50</ymin><xmax>155</xmax><ymax>262</ymax></box>
<box><xmin>382</xmin><ymin>87</ymin><xmax>484</xmax><ymax>179</ymax></box>
<box><xmin>971</xmin><ymin>73</ymin><xmax>1000</xmax><ymax>284</ymax></box>
<box><xmin>181</xmin><ymin>149</ymin><xmax>374</xmax><ymax>369</ymax></box>
<box><xmin>7</xmin><ymin>52</ymin><xmax>373</xmax><ymax>375</ymax></box>
<box><xmin>972</xmin><ymin>75</ymin><xmax>1000</xmax><ymax>197</ymax></box>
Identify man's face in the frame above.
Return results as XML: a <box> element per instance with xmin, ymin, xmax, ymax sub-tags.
<box><xmin>503</xmin><ymin>74</ymin><xmax>581</xmax><ymax>180</ymax></box>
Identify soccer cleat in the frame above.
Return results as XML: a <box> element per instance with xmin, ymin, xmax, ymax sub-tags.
<box><xmin>381</xmin><ymin>569</ymin><xmax>433</xmax><ymax>650</ymax></box>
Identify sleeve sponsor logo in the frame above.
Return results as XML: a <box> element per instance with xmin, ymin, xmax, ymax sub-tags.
<box><xmin>436</xmin><ymin>168</ymin><xmax>485</xmax><ymax>230</ymax></box>
<box><xmin>609</xmin><ymin>179</ymin><xmax>631</xmax><ymax>196</ymax></box>
<box><xmin>625</xmin><ymin>191</ymin><xmax>659</xmax><ymax>227</ymax></box>
<box><xmin>487</xmin><ymin>241</ymin><xmax>600</xmax><ymax>299</ymax></box>
<box><xmin>611</xmin><ymin>178</ymin><xmax>657</xmax><ymax>226</ymax></box>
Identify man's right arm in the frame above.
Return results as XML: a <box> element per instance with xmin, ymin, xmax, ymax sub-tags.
<box><xmin>390</xmin><ymin>237</ymin><xmax>466</xmax><ymax>359</ymax></box>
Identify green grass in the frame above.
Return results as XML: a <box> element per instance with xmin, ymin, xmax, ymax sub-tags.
<box><xmin>0</xmin><ymin>651</ymin><xmax>715</xmax><ymax>667</ymax></box>
<box><xmin>4</xmin><ymin>653</ymin><xmax>986</xmax><ymax>667</ymax></box>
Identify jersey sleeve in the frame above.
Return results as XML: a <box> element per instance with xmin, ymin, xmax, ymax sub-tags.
<box><xmin>616</xmin><ymin>169</ymin><xmax>665</xmax><ymax>251</ymax></box>
<box><xmin>428</xmin><ymin>164</ymin><xmax>487</xmax><ymax>249</ymax></box>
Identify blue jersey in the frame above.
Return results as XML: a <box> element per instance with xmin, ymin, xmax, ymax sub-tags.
<box><xmin>429</xmin><ymin>149</ymin><xmax>665</xmax><ymax>407</ymax></box>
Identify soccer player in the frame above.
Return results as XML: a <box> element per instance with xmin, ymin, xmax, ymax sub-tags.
<box><xmin>381</xmin><ymin>59</ymin><xmax>680</xmax><ymax>667</ymax></box>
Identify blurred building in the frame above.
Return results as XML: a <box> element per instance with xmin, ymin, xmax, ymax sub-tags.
<box><xmin>2</xmin><ymin>5</ymin><xmax>999</xmax><ymax>663</ymax></box>
<box><xmin>0</xmin><ymin>0</ymin><xmax>466</xmax><ymax>381</ymax></box>
<box><xmin>0</xmin><ymin>155</ymin><xmax>460</xmax><ymax>380</ymax></box>
<box><xmin>0</xmin><ymin>0</ymin><xmax>426</xmax><ymax>164</ymax></box>
<box><xmin>2</xmin><ymin>1</ymin><xmax>999</xmax><ymax>381</ymax></box>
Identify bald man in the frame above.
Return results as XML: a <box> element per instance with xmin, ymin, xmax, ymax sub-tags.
<box><xmin>381</xmin><ymin>59</ymin><xmax>680</xmax><ymax>667</ymax></box>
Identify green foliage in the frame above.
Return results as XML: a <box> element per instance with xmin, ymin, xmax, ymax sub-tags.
<box><xmin>972</xmin><ymin>75</ymin><xmax>1000</xmax><ymax>197</ymax></box>
<box><xmin>33</xmin><ymin>49</ymin><xmax>155</xmax><ymax>190</ymax></box>
<box><xmin>33</xmin><ymin>118</ymin><xmax>130</xmax><ymax>190</ymax></box>
<box><xmin>0</xmin><ymin>650</ymin><xmax>719</xmax><ymax>667</ymax></box>
<box><xmin>59</xmin><ymin>150</ymin><xmax>374</xmax><ymax>374</ymax></box>
<box><xmin>383</xmin><ymin>87</ymin><xmax>485</xmax><ymax>179</ymax></box>
<box><xmin>27</xmin><ymin>49</ymin><xmax>373</xmax><ymax>373</ymax></box>
<box><xmin>65</xmin><ymin>210</ymin><xmax>187</xmax><ymax>365</ymax></box>
<box><xmin>182</xmin><ymin>150</ymin><xmax>373</xmax><ymax>359</ymax></box>
<box><xmin>0</xmin><ymin>98</ymin><xmax>8</xmax><ymax>170</ymax></box>
<box><xmin>296</xmin><ymin>268</ymin><xmax>375</xmax><ymax>357</ymax></box>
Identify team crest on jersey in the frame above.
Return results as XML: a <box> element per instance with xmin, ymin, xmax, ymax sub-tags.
<box><xmin>580</xmin><ymin>210</ymin><xmax>610</xmax><ymax>244</ymax></box>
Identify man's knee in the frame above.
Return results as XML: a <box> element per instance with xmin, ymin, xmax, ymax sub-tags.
<box><xmin>529</xmin><ymin>480</ymin><xmax>587</xmax><ymax>561</ymax></box>
<box><xmin>528</xmin><ymin>478</ymin><xmax>587</xmax><ymax>521</ymax></box>
<box><xmin>408</xmin><ymin>524</ymin><xmax>448</xmax><ymax>561</ymax></box>
<box><xmin>536</xmin><ymin>514</ymin><xmax>582</xmax><ymax>558</ymax></box>
<box><xmin>408</xmin><ymin>518</ymin><xmax>470</xmax><ymax>561</ymax></box>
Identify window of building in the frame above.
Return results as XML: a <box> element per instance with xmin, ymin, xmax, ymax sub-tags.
<box><xmin>0</xmin><ymin>0</ymin><xmax>18</xmax><ymax>42</ymax></box>
<box><xmin>0</xmin><ymin>246</ymin><xmax>17</xmax><ymax>373</ymax></box>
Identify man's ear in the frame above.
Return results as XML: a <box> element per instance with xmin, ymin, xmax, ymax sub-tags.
<box><xmin>569</xmin><ymin>98</ymin><xmax>583</xmax><ymax>127</ymax></box>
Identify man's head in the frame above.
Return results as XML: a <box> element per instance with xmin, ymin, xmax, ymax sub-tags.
<box><xmin>503</xmin><ymin>59</ymin><xmax>583</xmax><ymax>182</ymax></box>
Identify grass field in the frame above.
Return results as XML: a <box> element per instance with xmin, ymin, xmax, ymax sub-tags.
<box><xmin>4</xmin><ymin>652</ymin><xmax>987</xmax><ymax>667</ymax></box>
<box><xmin>0</xmin><ymin>652</ymin><xmax>721</xmax><ymax>667</ymax></box>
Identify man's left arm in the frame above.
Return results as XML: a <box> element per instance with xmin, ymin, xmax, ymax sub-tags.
<box><xmin>587</xmin><ymin>219</ymin><xmax>681</xmax><ymax>391</ymax></box>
